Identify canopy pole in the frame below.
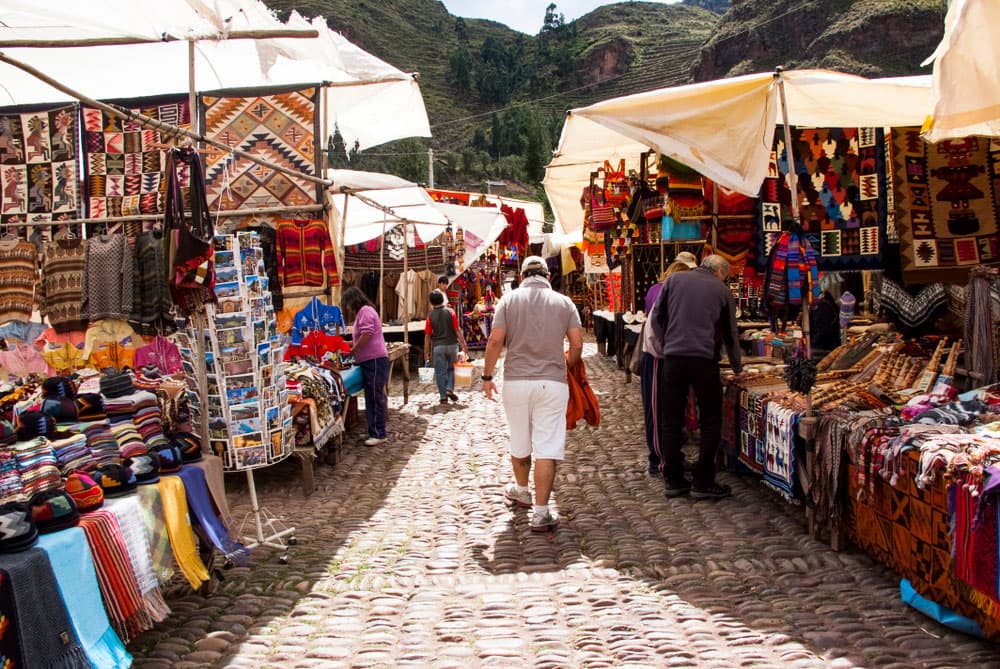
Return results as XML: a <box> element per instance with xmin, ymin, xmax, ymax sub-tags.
<box><xmin>0</xmin><ymin>50</ymin><xmax>332</xmax><ymax>188</ymax></box>
<box><xmin>711</xmin><ymin>181</ymin><xmax>719</xmax><ymax>252</ymax></box>
<box><xmin>378</xmin><ymin>220</ymin><xmax>387</xmax><ymax>316</ymax></box>
<box><xmin>0</xmin><ymin>28</ymin><xmax>319</xmax><ymax>49</ymax></box>
<box><xmin>402</xmin><ymin>222</ymin><xmax>410</xmax><ymax>353</ymax></box>
<box><xmin>188</xmin><ymin>39</ymin><xmax>198</xmax><ymax>137</ymax></box>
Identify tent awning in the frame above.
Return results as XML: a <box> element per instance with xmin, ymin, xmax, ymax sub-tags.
<box><xmin>544</xmin><ymin>69</ymin><xmax>933</xmax><ymax>235</ymax></box>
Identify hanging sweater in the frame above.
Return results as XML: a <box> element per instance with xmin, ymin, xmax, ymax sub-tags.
<box><xmin>130</xmin><ymin>229</ymin><xmax>172</xmax><ymax>326</ymax></box>
<box><xmin>82</xmin><ymin>234</ymin><xmax>133</xmax><ymax>321</ymax></box>
<box><xmin>39</xmin><ymin>237</ymin><xmax>88</xmax><ymax>332</ymax></box>
<box><xmin>275</xmin><ymin>219</ymin><xmax>338</xmax><ymax>288</ymax></box>
<box><xmin>0</xmin><ymin>239</ymin><xmax>37</xmax><ymax>325</ymax></box>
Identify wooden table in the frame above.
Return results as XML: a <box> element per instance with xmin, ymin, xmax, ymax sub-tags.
<box><xmin>387</xmin><ymin>341</ymin><xmax>411</xmax><ymax>404</ymax></box>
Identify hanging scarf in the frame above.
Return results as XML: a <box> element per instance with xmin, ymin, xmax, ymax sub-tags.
<box><xmin>105</xmin><ymin>496</ymin><xmax>170</xmax><ymax>622</ymax></box>
<box><xmin>156</xmin><ymin>475</ymin><xmax>209</xmax><ymax>590</ymax></box>
<box><xmin>0</xmin><ymin>548</ymin><xmax>92</xmax><ymax>669</ymax></box>
<box><xmin>135</xmin><ymin>485</ymin><xmax>176</xmax><ymax>585</ymax></box>
<box><xmin>764</xmin><ymin>229</ymin><xmax>821</xmax><ymax>320</ymax></box>
<box><xmin>37</xmin><ymin>528</ymin><xmax>132</xmax><ymax>669</ymax></box>
<box><xmin>190</xmin><ymin>454</ymin><xmax>234</xmax><ymax>532</ymax></box>
<box><xmin>166</xmin><ymin>147</ymin><xmax>217</xmax><ymax>315</ymax></box>
<box><xmin>175</xmin><ymin>467</ymin><xmax>249</xmax><ymax>566</ymax></box>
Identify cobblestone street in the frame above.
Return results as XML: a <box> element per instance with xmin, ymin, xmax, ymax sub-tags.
<box><xmin>128</xmin><ymin>340</ymin><xmax>999</xmax><ymax>668</ymax></box>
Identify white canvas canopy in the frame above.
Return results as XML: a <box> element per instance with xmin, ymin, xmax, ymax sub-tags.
<box><xmin>544</xmin><ymin>69</ymin><xmax>933</xmax><ymax>235</ymax></box>
<box><xmin>922</xmin><ymin>0</ymin><xmax>1000</xmax><ymax>142</ymax></box>
<box><xmin>0</xmin><ymin>0</ymin><xmax>430</xmax><ymax>151</ymax></box>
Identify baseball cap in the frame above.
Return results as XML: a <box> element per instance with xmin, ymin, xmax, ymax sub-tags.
<box><xmin>521</xmin><ymin>255</ymin><xmax>548</xmax><ymax>274</ymax></box>
<box><xmin>675</xmin><ymin>251</ymin><xmax>698</xmax><ymax>269</ymax></box>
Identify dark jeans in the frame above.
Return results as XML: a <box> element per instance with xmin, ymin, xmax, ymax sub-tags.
<box><xmin>638</xmin><ymin>352</ymin><xmax>662</xmax><ymax>472</ymax></box>
<box><xmin>660</xmin><ymin>355</ymin><xmax>722</xmax><ymax>487</ymax></box>
<box><xmin>360</xmin><ymin>356</ymin><xmax>389</xmax><ymax>439</ymax></box>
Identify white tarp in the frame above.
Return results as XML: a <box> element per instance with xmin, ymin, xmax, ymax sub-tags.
<box><xmin>922</xmin><ymin>0</ymin><xmax>1000</xmax><ymax>141</ymax></box>
<box><xmin>545</xmin><ymin>69</ymin><xmax>933</xmax><ymax>234</ymax></box>
<box><xmin>327</xmin><ymin>168</ymin><xmax>414</xmax><ymax>192</ymax></box>
<box><xmin>331</xmin><ymin>186</ymin><xmax>449</xmax><ymax>247</ymax></box>
<box><xmin>435</xmin><ymin>202</ymin><xmax>509</xmax><ymax>271</ymax></box>
<box><xmin>0</xmin><ymin>1</ymin><xmax>430</xmax><ymax>150</ymax></box>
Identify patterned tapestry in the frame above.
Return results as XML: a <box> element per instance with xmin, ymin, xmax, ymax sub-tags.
<box><xmin>0</xmin><ymin>104</ymin><xmax>79</xmax><ymax>233</ymax></box>
<box><xmin>200</xmin><ymin>86</ymin><xmax>319</xmax><ymax>212</ymax></box>
<box><xmin>759</xmin><ymin>126</ymin><xmax>886</xmax><ymax>272</ymax></box>
<box><xmin>81</xmin><ymin>94</ymin><xmax>191</xmax><ymax>218</ymax></box>
<box><xmin>891</xmin><ymin>127</ymin><xmax>1000</xmax><ymax>283</ymax></box>
<box><xmin>702</xmin><ymin>177</ymin><xmax>757</xmax><ymax>275</ymax></box>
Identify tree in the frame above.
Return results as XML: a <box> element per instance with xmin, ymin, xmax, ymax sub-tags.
<box><xmin>454</xmin><ymin>17</ymin><xmax>468</xmax><ymax>44</ymax></box>
<box><xmin>489</xmin><ymin>112</ymin><xmax>501</xmax><ymax>158</ymax></box>
<box><xmin>522</xmin><ymin>113</ymin><xmax>548</xmax><ymax>183</ymax></box>
<box><xmin>390</xmin><ymin>137</ymin><xmax>427</xmax><ymax>184</ymax></box>
<box><xmin>471</xmin><ymin>127</ymin><xmax>488</xmax><ymax>153</ymax></box>
<box><xmin>447</xmin><ymin>47</ymin><xmax>472</xmax><ymax>92</ymax></box>
<box><xmin>476</xmin><ymin>37</ymin><xmax>519</xmax><ymax>105</ymax></box>
<box><xmin>326</xmin><ymin>124</ymin><xmax>350</xmax><ymax>168</ymax></box>
<box><xmin>541</xmin><ymin>3</ymin><xmax>565</xmax><ymax>36</ymax></box>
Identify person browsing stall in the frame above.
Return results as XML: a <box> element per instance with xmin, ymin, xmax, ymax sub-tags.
<box><xmin>424</xmin><ymin>290</ymin><xmax>469</xmax><ymax>404</ymax></box>
<box><xmin>342</xmin><ymin>287</ymin><xmax>389</xmax><ymax>446</ymax></box>
<box><xmin>483</xmin><ymin>256</ymin><xmax>583</xmax><ymax>531</ymax></box>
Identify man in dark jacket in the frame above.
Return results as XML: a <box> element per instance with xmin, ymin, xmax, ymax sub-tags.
<box><xmin>650</xmin><ymin>254</ymin><xmax>742</xmax><ymax>499</ymax></box>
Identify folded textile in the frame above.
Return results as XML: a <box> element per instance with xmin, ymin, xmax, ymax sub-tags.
<box><xmin>192</xmin><ymin>454</ymin><xmax>234</xmax><ymax>532</ymax></box>
<box><xmin>105</xmin><ymin>496</ymin><xmax>170</xmax><ymax>623</ymax></box>
<box><xmin>78</xmin><ymin>510</ymin><xmax>152</xmax><ymax>643</ymax></box>
<box><xmin>0</xmin><ymin>546</ymin><xmax>91</xmax><ymax>669</ymax></box>
<box><xmin>156</xmin><ymin>475</ymin><xmax>209</xmax><ymax>589</ymax></box>
<box><xmin>879</xmin><ymin>277</ymin><xmax>947</xmax><ymax>329</ymax></box>
<box><xmin>37</xmin><ymin>528</ymin><xmax>132</xmax><ymax>669</ymax></box>
<box><xmin>135</xmin><ymin>485</ymin><xmax>176</xmax><ymax>585</ymax></box>
<box><xmin>174</xmin><ymin>466</ymin><xmax>248</xmax><ymax>566</ymax></box>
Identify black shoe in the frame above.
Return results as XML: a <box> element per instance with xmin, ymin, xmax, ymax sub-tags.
<box><xmin>440</xmin><ymin>397</ymin><xmax>449</xmax><ymax>404</ymax></box>
<box><xmin>446</xmin><ymin>390</ymin><xmax>459</xmax><ymax>402</ymax></box>
<box><xmin>647</xmin><ymin>469</ymin><xmax>661</xmax><ymax>478</ymax></box>
<box><xmin>664</xmin><ymin>479</ymin><xmax>691</xmax><ymax>498</ymax></box>
<box><xmin>691</xmin><ymin>482</ymin><xmax>732</xmax><ymax>500</ymax></box>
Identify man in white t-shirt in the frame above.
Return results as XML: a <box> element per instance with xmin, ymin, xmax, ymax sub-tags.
<box><xmin>483</xmin><ymin>256</ymin><xmax>583</xmax><ymax>531</ymax></box>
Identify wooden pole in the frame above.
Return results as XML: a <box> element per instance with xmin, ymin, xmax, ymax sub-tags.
<box><xmin>0</xmin><ymin>51</ymin><xmax>333</xmax><ymax>188</ymax></box>
<box><xmin>711</xmin><ymin>181</ymin><xmax>719</xmax><ymax>252</ymax></box>
<box><xmin>0</xmin><ymin>28</ymin><xmax>319</xmax><ymax>48</ymax></box>
<box><xmin>188</xmin><ymin>39</ymin><xmax>197</xmax><ymax>137</ymax></box>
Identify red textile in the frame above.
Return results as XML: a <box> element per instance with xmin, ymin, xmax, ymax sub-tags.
<box><xmin>498</xmin><ymin>205</ymin><xmax>529</xmax><ymax>250</ymax></box>
<box><xmin>276</xmin><ymin>219</ymin><xmax>339</xmax><ymax>288</ymax></box>
<box><xmin>566</xmin><ymin>356</ymin><xmax>600</xmax><ymax>429</ymax></box>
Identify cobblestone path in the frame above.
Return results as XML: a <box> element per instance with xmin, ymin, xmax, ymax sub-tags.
<box><xmin>128</xmin><ymin>340</ymin><xmax>999</xmax><ymax>668</ymax></box>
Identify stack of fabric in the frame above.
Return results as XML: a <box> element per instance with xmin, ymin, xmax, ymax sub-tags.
<box><xmin>11</xmin><ymin>437</ymin><xmax>62</xmax><ymax>498</ymax></box>
<box><xmin>71</xmin><ymin>393</ymin><xmax>120</xmax><ymax>468</ymax></box>
<box><xmin>49</xmin><ymin>433</ymin><xmax>95</xmax><ymax>476</ymax></box>
<box><xmin>0</xmin><ymin>447</ymin><xmax>24</xmax><ymax>502</ymax></box>
<box><xmin>109</xmin><ymin>422</ymin><xmax>147</xmax><ymax>460</ymax></box>
<box><xmin>132</xmin><ymin>399</ymin><xmax>169</xmax><ymax>451</ymax></box>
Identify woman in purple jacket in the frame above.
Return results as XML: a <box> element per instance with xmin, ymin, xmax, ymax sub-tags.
<box><xmin>343</xmin><ymin>287</ymin><xmax>389</xmax><ymax>446</ymax></box>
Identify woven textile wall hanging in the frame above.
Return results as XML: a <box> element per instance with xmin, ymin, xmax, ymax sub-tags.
<box><xmin>891</xmin><ymin>127</ymin><xmax>1000</xmax><ymax>283</ymax></box>
<box><xmin>759</xmin><ymin>126</ymin><xmax>887</xmax><ymax>273</ymax></box>
<box><xmin>81</xmin><ymin>94</ymin><xmax>191</xmax><ymax>218</ymax></box>
<box><xmin>0</xmin><ymin>104</ymin><xmax>79</xmax><ymax>233</ymax></box>
<box><xmin>200</xmin><ymin>86</ymin><xmax>320</xmax><ymax>212</ymax></box>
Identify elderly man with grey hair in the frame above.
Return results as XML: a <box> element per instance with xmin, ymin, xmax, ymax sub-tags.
<box><xmin>649</xmin><ymin>253</ymin><xmax>742</xmax><ymax>500</ymax></box>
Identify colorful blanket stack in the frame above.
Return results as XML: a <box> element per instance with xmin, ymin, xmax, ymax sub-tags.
<box><xmin>69</xmin><ymin>420</ymin><xmax>120</xmax><ymax>468</ymax></box>
<box><xmin>11</xmin><ymin>437</ymin><xmax>62</xmax><ymax>497</ymax></box>
<box><xmin>105</xmin><ymin>391</ymin><xmax>167</xmax><ymax>452</ymax></box>
<box><xmin>109</xmin><ymin>422</ymin><xmax>146</xmax><ymax>460</ymax></box>
<box><xmin>0</xmin><ymin>447</ymin><xmax>24</xmax><ymax>502</ymax></box>
<box><xmin>49</xmin><ymin>433</ymin><xmax>95</xmax><ymax>476</ymax></box>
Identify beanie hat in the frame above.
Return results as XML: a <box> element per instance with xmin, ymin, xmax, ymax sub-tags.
<box><xmin>153</xmin><ymin>442</ymin><xmax>183</xmax><ymax>473</ymax></box>
<box><xmin>65</xmin><ymin>471</ymin><xmax>104</xmax><ymax>512</ymax></box>
<box><xmin>42</xmin><ymin>376</ymin><xmax>77</xmax><ymax>400</ymax></box>
<box><xmin>94</xmin><ymin>463</ymin><xmax>138</xmax><ymax>498</ymax></box>
<box><xmin>99</xmin><ymin>370</ymin><xmax>134</xmax><ymax>399</ymax></box>
<box><xmin>40</xmin><ymin>397</ymin><xmax>79</xmax><ymax>424</ymax></box>
<box><xmin>127</xmin><ymin>453</ymin><xmax>160</xmax><ymax>485</ymax></box>
<box><xmin>75</xmin><ymin>393</ymin><xmax>107</xmax><ymax>421</ymax></box>
<box><xmin>15</xmin><ymin>410</ymin><xmax>57</xmax><ymax>442</ymax></box>
<box><xmin>0</xmin><ymin>501</ymin><xmax>38</xmax><ymax>553</ymax></box>
<box><xmin>0</xmin><ymin>420</ymin><xmax>16</xmax><ymax>446</ymax></box>
<box><xmin>173</xmin><ymin>432</ymin><xmax>204</xmax><ymax>464</ymax></box>
<box><xmin>29</xmin><ymin>488</ymin><xmax>80</xmax><ymax>534</ymax></box>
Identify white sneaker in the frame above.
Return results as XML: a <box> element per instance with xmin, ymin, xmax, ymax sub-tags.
<box><xmin>504</xmin><ymin>482</ymin><xmax>531</xmax><ymax>508</ymax></box>
<box><xmin>364</xmin><ymin>437</ymin><xmax>386</xmax><ymax>447</ymax></box>
<box><xmin>530</xmin><ymin>508</ymin><xmax>559</xmax><ymax>532</ymax></box>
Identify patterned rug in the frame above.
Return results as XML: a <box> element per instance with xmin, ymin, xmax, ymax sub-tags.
<box><xmin>201</xmin><ymin>86</ymin><xmax>319</xmax><ymax>213</ymax></box>
<box><xmin>0</xmin><ymin>104</ymin><xmax>79</xmax><ymax>234</ymax></box>
<box><xmin>82</xmin><ymin>94</ymin><xmax>191</xmax><ymax>218</ymax></box>
<box><xmin>702</xmin><ymin>177</ymin><xmax>756</xmax><ymax>275</ymax></box>
<box><xmin>759</xmin><ymin>126</ymin><xmax>886</xmax><ymax>272</ymax></box>
<box><xmin>892</xmin><ymin>127</ymin><xmax>1000</xmax><ymax>283</ymax></box>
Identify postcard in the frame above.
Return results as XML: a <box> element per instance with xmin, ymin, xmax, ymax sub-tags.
<box><xmin>235</xmin><ymin>445</ymin><xmax>266</xmax><ymax>469</ymax></box>
<box><xmin>229</xmin><ymin>402</ymin><xmax>258</xmax><ymax>421</ymax></box>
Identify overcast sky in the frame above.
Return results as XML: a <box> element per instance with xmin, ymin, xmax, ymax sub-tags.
<box><xmin>441</xmin><ymin>1</ymin><xmax>681</xmax><ymax>35</ymax></box>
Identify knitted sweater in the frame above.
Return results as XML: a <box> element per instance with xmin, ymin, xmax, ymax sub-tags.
<box><xmin>82</xmin><ymin>234</ymin><xmax>133</xmax><ymax>321</ymax></box>
<box><xmin>0</xmin><ymin>240</ymin><xmax>37</xmax><ymax>325</ymax></box>
<box><xmin>275</xmin><ymin>219</ymin><xmax>339</xmax><ymax>288</ymax></box>
<box><xmin>130</xmin><ymin>229</ymin><xmax>172</xmax><ymax>325</ymax></box>
<box><xmin>39</xmin><ymin>238</ymin><xmax>88</xmax><ymax>332</ymax></box>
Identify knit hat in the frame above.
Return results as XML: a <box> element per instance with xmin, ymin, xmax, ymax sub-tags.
<box><xmin>65</xmin><ymin>471</ymin><xmax>104</xmax><ymax>512</ymax></box>
<box><xmin>675</xmin><ymin>251</ymin><xmax>698</xmax><ymax>269</ymax></box>
<box><xmin>94</xmin><ymin>463</ymin><xmax>138</xmax><ymax>498</ymax></box>
<box><xmin>29</xmin><ymin>488</ymin><xmax>80</xmax><ymax>534</ymax></box>
<box><xmin>173</xmin><ymin>432</ymin><xmax>204</xmax><ymax>464</ymax></box>
<box><xmin>521</xmin><ymin>255</ymin><xmax>549</xmax><ymax>276</ymax></box>
<box><xmin>0</xmin><ymin>501</ymin><xmax>38</xmax><ymax>552</ymax></box>
<box><xmin>99</xmin><ymin>370</ymin><xmax>134</xmax><ymax>399</ymax></box>
<box><xmin>15</xmin><ymin>410</ymin><xmax>57</xmax><ymax>442</ymax></box>
<box><xmin>0</xmin><ymin>419</ymin><xmax>16</xmax><ymax>446</ymax></box>
<box><xmin>40</xmin><ymin>397</ymin><xmax>79</xmax><ymax>424</ymax></box>
<box><xmin>75</xmin><ymin>393</ymin><xmax>107</xmax><ymax>421</ymax></box>
<box><xmin>41</xmin><ymin>376</ymin><xmax>76</xmax><ymax>400</ymax></box>
<box><xmin>127</xmin><ymin>453</ymin><xmax>160</xmax><ymax>485</ymax></box>
<box><xmin>154</xmin><ymin>442</ymin><xmax>184</xmax><ymax>473</ymax></box>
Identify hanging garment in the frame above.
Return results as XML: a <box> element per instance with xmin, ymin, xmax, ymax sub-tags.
<box><xmin>0</xmin><ymin>239</ymin><xmax>37</xmax><ymax>325</ymax></box>
<box><xmin>155</xmin><ymin>475</ymin><xmax>209</xmax><ymax>590</ymax></box>
<box><xmin>81</xmin><ymin>234</ymin><xmax>133</xmax><ymax>321</ymax></box>
<box><xmin>134</xmin><ymin>335</ymin><xmax>183</xmax><ymax>376</ymax></box>
<box><xmin>275</xmin><ymin>219</ymin><xmax>339</xmax><ymax>288</ymax></box>
<box><xmin>82</xmin><ymin>319</ymin><xmax>138</xmax><ymax>360</ymax></box>
<box><xmin>166</xmin><ymin>147</ymin><xmax>216</xmax><ymax>315</ymax></box>
<box><xmin>39</xmin><ymin>237</ymin><xmax>88</xmax><ymax>331</ymax></box>
<box><xmin>134</xmin><ymin>485</ymin><xmax>175</xmax><ymax>586</ymax></box>
<box><xmin>88</xmin><ymin>341</ymin><xmax>137</xmax><ymax>372</ymax></box>
<box><xmin>174</xmin><ymin>467</ymin><xmax>248</xmax><ymax>566</ymax></box>
<box><xmin>0</xmin><ymin>342</ymin><xmax>54</xmax><ymax>378</ymax></box>
<box><xmin>130</xmin><ymin>229</ymin><xmax>173</xmax><ymax>326</ymax></box>
<box><xmin>292</xmin><ymin>297</ymin><xmax>346</xmax><ymax>338</ymax></box>
<box><xmin>104</xmin><ymin>496</ymin><xmax>170</xmax><ymax>623</ymax></box>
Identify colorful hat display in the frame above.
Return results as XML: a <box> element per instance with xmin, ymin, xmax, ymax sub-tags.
<box><xmin>153</xmin><ymin>442</ymin><xmax>183</xmax><ymax>473</ymax></box>
<box><xmin>0</xmin><ymin>420</ymin><xmax>16</xmax><ymax>446</ymax></box>
<box><xmin>42</xmin><ymin>376</ymin><xmax>77</xmax><ymax>400</ymax></box>
<box><xmin>65</xmin><ymin>471</ymin><xmax>104</xmax><ymax>512</ymax></box>
<box><xmin>29</xmin><ymin>488</ymin><xmax>80</xmax><ymax>534</ymax></box>
<box><xmin>75</xmin><ymin>393</ymin><xmax>107</xmax><ymax>421</ymax></box>
<box><xmin>172</xmin><ymin>432</ymin><xmax>204</xmax><ymax>464</ymax></box>
<box><xmin>40</xmin><ymin>397</ymin><xmax>79</xmax><ymax>424</ymax></box>
<box><xmin>94</xmin><ymin>463</ymin><xmax>138</xmax><ymax>498</ymax></box>
<box><xmin>15</xmin><ymin>410</ymin><xmax>57</xmax><ymax>442</ymax></box>
<box><xmin>127</xmin><ymin>453</ymin><xmax>160</xmax><ymax>485</ymax></box>
<box><xmin>0</xmin><ymin>501</ymin><xmax>39</xmax><ymax>552</ymax></box>
<box><xmin>99</xmin><ymin>370</ymin><xmax>134</xmax><ymax>399</ymax></box>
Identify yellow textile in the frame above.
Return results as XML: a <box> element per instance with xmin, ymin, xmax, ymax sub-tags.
<box><xmin>83</xmin><ymin>319</ymin><xmax>139</xmax><ymax>359</ymax></box>
<box><xmin>277</xmin><ymin>307</ymin><xmax>295</xmax><ymax>334</ymax></box>
<box><xmin>156</xmin><ymin>476</ymin><xmax>209</xmax><ymax>590</ymax></box>
<box><xmin>41</xmin><ymin>342</ymin><xmax>85</xmax><ymax>374</ymax></box>
<box><xmin>88</xmin><ymin>342</ymin><xmax>137</xmax><ymax>371</ymax></box>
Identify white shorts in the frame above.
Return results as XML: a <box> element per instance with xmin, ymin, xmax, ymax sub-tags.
<box><xmin>501</xmin><ymin>379</ymin><xmax>569</xmax><ymax>460</ymax></box>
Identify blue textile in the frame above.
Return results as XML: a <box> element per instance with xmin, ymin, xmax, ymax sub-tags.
<box><xmin>291</xmin><ymin>297</ymin><xmax>345</xmax><ymax>344</ymax></box>
<box><xmin>341</xmin><ymin>365</ymin><xmax>364</xmax><ymax>396</ymax></box>
<box><xmin>172</xmin><ymin>466</ymin><xmax>249</xmax><ymax>566</ymax></box>
<box><xmin>900</xmin><ymin>579</ymin><xmax>984</xmax><ymax>638</ymax></box>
